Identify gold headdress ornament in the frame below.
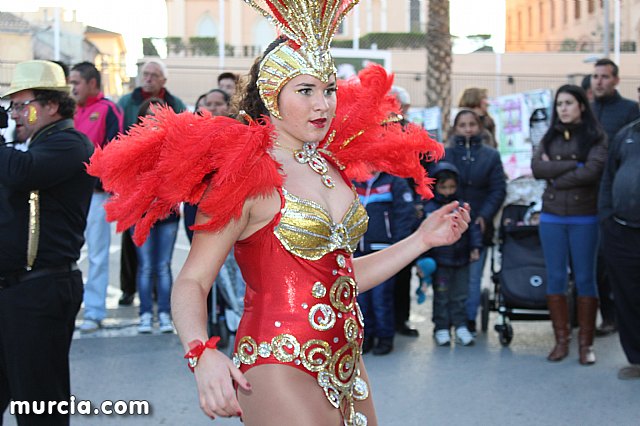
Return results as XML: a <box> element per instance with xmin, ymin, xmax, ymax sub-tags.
<box><xmin>244</xmin><ymin>0</ymin><xmax>360</xmax><ymax>119</ymax></box>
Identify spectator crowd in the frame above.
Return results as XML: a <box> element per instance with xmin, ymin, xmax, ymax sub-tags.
<box><xmin>1</xmin><ymin>55</ymin><xmax>639</xmax><ymax>426</ymax></box>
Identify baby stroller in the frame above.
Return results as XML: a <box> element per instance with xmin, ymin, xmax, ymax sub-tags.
<box><xmin>480</xmin><ymin>177</ymin><xmax>576</xmax><ymax>346</ymax></box>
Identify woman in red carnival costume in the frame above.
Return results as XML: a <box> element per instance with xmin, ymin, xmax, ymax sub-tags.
<box><xmin>88</xmin><ymin>1</ymin><xmax>470</xmax><ymax>424</ymax></box>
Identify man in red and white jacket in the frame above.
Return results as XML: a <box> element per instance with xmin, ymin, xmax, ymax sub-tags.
<box><xmin>70</xmin><ymin>61</ymin><xmax>123</xmax><ymax>333</ymax></box>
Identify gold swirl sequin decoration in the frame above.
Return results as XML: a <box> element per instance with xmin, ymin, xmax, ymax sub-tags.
<box><xmin>232</xmin><ymin>270</ymin><xmax>369</xmax><ymax>425</ymax></box>
<box><xmin>301</xmin><ymin>340</ymin><xmax>331</xmax><ymax>372</ymax></box>
<box><xmin>243</xmin><ymin>1</ymin><xmax>360</xmax><ymax>118</ymax></box>
<box><xmin>309</xmin><ymin>304</ymin><xmax>337</xmax><ymax>331</ymax></box>
<box><xmin>272</xmin><ymin>334</ymin><xmax>300</xmax><ymax>363</ymax></box>
<box><xmin>330</xmin><ymin>276</ymin><xmax>357</xmax><ymax>313</ymax></box>
<box><xmin>235</xmin><ymin>336</ymin><xmax>258</xmax><ymax>365</ymax></box>
<box><xmin>274</xmin><ymin>189</ymin><xmax>368</xmax><ymax>261</ymax></box>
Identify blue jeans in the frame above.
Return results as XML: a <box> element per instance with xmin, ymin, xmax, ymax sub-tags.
<box><xmin>357</xmin><ymin>276</ymin><xmax>396</xmax><ymax>339</ymax></box>
<box><xmin>135</xmin><ymin>220</ymin><xmax>179</xmax><ymax>315</ymax></box>
<box><xmin>83</xmin><ymin>192</ymin><xmax>111</xmax><ymax>321</ymax></box>
<box><xmin>466</xmin><ymin>247</ymin><xmax>487</xmax><ymax>322</ymax></box>
<box><xmin>539</xmin><ymin>221</ymin><xmax>598</xmax><ymax>297</ymax></box>
<box><xmin>433</xmin><ymin>265</ymin><xmax>470</xmax><ymax>330</ymax></box>
<box><xmin>183</xmin><ymin>203</ymin><xmax>198</xmax><ymax>243</ymax></box>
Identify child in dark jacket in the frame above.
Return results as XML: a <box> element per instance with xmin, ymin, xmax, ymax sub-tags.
<box><xmin>421</xmin><ymin>162</ymin><xmax>483</xmax><ymax>346</ymax></box>
<box><xmin>354</xmin><ymin>172</ymin><xmax>416</xmax><ymax>355</ymax></box>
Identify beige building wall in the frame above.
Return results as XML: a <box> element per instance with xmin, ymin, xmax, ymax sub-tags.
<box><xmin>165</xmin><ymin>0</ymin><xmax>422</xmax><ymax>47</ymax></box>
<box><xmin>0</xmin><ymin>33</ymin><xmax>33</xmax><ymax>92</ymax></box>
<box><xmin>0</xmin><ymin>33</ymin><xmax>33</xmax><ymax>62</ymax></box>
<box><xmin>139</xmin><ymin>51</ymin><xmax>639</xmax><ymax>109</ymax></box>
<box><xmin>506</xmin><ymin>0</ymin><xmax>640</xmax><ymax>52</ymax></box>
<box><xmin>85</xmin><ymin>32</ymin><xmax>129</xmax><ymax>98</ymax></box>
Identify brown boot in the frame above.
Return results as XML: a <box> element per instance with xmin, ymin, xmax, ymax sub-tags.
<box><xmin>578</xmin><ymin>296</ymin><xmax>598</xmax><ymax>365</ymax></box>
<box><xmin>546</xmin><ymin>295</ymin><xmax>571</xmax><ymax>362</ymax></box>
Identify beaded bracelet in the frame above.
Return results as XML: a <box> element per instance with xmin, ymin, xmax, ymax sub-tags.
<box><xmin>184</xmin><ymin>336</ymin><xmax>221</xmax><ymax>372</ymax></box>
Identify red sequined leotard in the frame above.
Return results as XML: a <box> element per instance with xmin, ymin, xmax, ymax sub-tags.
<box><xmin>233</xmin><ymin>186</ymin><xmax>369</xmax><ymax>425</ymax></box>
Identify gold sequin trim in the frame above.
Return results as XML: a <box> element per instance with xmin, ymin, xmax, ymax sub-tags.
<box><xmin>300</xmin><ymin>339</ymin><xmax>332</xmax><ymax>372</ymax></box>
<box><xmin>356</xmin><ymin>303</ymin><xmax>365</xmax><ymax>328</ymax></box>
<box><xmin>271</xmin><ymin>334</ymin><xmax>300</xmax><ymax>363</ymax></box>
<box><xmin>309</xmin><ymin>303</ymin><xmax>337</xmax><ymax>331</ymax></box>
<box><xmin>273</xmin><ymin>189</ymin><xmax>368</xmax><ymax>261</ymax></box>
<box><xmin>236</xmin><ymin>336</ymin><xmax>258</xmax><ymax>365</ymax></box>
<box><xmin>330</xmin><ymin>341</ymin><xmax>359</xmax><ymax>385</ymax></box>
<box><xmin>344</xmin><ymin>318</ymin><xmax>358</xmax><ymax>343</ymax></box>
<box><xmin>330</xmin><ymin>276</ymin><xmax>357</xmax><ymax>313</ymax></box>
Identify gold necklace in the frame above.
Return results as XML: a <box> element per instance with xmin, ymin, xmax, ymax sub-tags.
<box><xmin>275</xmin><ymin>142</ymin><xmax>335</xmax><ymax>189</ymax></box>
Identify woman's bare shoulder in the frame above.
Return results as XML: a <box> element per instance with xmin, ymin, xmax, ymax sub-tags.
<box><xmin>238</xmin><ymin>189</ymin><xmax>282</xmax><ymax>240</ymax></box>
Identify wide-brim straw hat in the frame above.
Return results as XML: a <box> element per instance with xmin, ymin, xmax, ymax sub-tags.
<box><xmin>2</xmin><ymin>60</ymin><xmax>70</xmax><ymax>98</ymax></box>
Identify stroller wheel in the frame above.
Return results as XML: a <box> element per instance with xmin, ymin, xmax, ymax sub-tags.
<box><xmin>498</xmin><ymin>323</ymin><xmax>514</xmax><ymax>346</ymax></box>
<box><xmin>480</xmin><ymin>288</ymin><xmax>490</xmax><ymax>333</ymax></box>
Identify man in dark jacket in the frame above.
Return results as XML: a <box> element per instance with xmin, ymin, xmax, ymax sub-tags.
<box><xmin>599</xmin><ymin>118</ymin><xmax>640</xmax><ymax>380</ymax></box>
<box><xmin>354</xmin><ymin>172</ymin><xmax>415</xmax><ymax>355</ymax></box>
<box><xmin>116</xmin><ymin>59</ymin><xmax>187</xmax><ymax>306</ymax></box>
<box><xmin>590</xmin><ymin>58</ymin><xmax>640</xmax><ymax>336</ymax></box>
<box><xmin>591</xmin><ymin>59</ymin><xmax>640</xmax><ymax>143</ymax></box>
<box><xmin>0</xmin><ymin>60</ymin><xmax>95</xmax><ymax>425</ymax></box>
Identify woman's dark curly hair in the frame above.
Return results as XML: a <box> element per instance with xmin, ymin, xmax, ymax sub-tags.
<box><xmin>232</xmin><ymin>36</ymin><xmax>288</xmax><ymax>123</ymax></box>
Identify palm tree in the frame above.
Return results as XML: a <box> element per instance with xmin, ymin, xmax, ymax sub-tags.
<box><xmin>426</xmin><ymin>0</ymin><xmax>452</xmax><ymax>137</ymax></box>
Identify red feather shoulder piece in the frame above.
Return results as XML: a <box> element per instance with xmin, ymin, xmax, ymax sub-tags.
<box><xmin>322</xmin><ymin>64</ymin><xmax>443</xmax><ymax>199</ymax></box>
<box><xmin>87</xmin><ymin>108</ymin><xmax>282</xmax><ymax>245</ymax></box>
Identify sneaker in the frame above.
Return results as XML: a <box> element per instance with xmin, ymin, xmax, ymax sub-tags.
<box><xmin>138</xmin><ymin>312</ymin><xmax>153</xmax><ymax>334</ymax></box>
<box><xmin>434</xmin><ymin>329</ymin><xmax>451</xmax><ymax>346</ymax></box>
<box><xmin>455</xmin><ymin>326</ymin><xmax>475</xmax><ymax>346</ymax></box>
<box><xmin>158</xmin><ymin>312</ymin><xmax>174</xmax><ymax>334</ymax></box>
<box><xmin>79</xmin><ymin>319</ymin><xmax>100</xmax><ymax>334</ymax></box>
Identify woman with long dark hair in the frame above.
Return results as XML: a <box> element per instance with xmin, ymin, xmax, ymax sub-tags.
<box><xmin>531</xmin><ymin>84</ymin><xmax>607</xmax><ymax>365</ymax></box>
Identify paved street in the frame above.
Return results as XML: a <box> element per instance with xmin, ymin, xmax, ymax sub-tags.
<box><xmin>4</xmin><ymin>225</ymin><xmax>639</xmax><ymax>425</ymax></box>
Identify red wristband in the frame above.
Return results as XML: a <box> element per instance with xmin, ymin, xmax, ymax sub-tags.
<box><xmin>184</xmin><ymin>336</ymin><xmax>220</xmax><ymax>372</ymax></box>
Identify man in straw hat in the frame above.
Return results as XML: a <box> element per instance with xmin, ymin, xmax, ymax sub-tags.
<box><xmin>0</xmin><ymin>60</ymin><xmax>95</xmax><ymax>425</ymax></box>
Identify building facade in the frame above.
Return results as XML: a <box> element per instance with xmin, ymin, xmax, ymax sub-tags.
<box><xmin>506</xmin><ymin>0</ymin><xmax>640</xmax><ymax>52</ymax></box>
<box><xmin>0</xmin><ymin>8</ymin><xmax>128</xmax><ymax>98</ymax></box>
<box><xmin>164</xmin><ymin>0</ymin><xmax>426</xmax><ymax>55</ymax></box>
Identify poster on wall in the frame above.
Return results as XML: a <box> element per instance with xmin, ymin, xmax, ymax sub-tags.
<box><xmin>406</xmin><ymin>106</ymin><xmax>442</xmax><ymax>143</ymax></box>
<box><xmin>332</xmin><ymin>48</ymin><xmax>392</xmax><ymax>79</ymax></box>
<box><xmin>489</xmin><ymin>89</ymin><xmax>553</xmax><ymax>180</ymax></box>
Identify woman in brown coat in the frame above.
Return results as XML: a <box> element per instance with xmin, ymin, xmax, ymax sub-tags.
<box><xmin>531</xmin><ymin>84</ymin><xmax>607</xmax><ymax>365</ymax></box>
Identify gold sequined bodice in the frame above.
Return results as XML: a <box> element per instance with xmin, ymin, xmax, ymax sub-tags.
<box><xmin>233</xmin><ymin>186</ymin><xmax>371</xmax><ymax>425</ymax></box>
<box><xmin>274</xmin><ymin>188</ymin><xmax>369</xmax><ymax>260</ymax></box>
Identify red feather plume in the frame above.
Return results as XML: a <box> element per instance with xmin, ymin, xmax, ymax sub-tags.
<box><xmin>87</xmin><ymin>108</ymin><xmax>282</xmax><ymax>245</ymax></box>
<box><xmin>324</xmin><ymin>64</ymin><xmax>444</xmax><ymax>199</ymax></box>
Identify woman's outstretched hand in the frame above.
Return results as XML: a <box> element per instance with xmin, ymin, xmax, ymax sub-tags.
<box><xmin>417</xmin><ymin>201</ymin><xmax>471</xmax><ymax>251</ymax></box>
<box><xmin>194</xmin><ymin>349</ymin><xmax>251</xmax><ymax>420</ymax></box>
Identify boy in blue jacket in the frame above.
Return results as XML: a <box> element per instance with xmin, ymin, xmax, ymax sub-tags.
<box><xmin>421</xmin><ymin>162</ymin><xmax>483</xmax><ymax>346</ymax></box>
<box><xmin>354</xmin><ymin>172</ymin><xmax>415</xmax><ymax>355</ymax></box>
